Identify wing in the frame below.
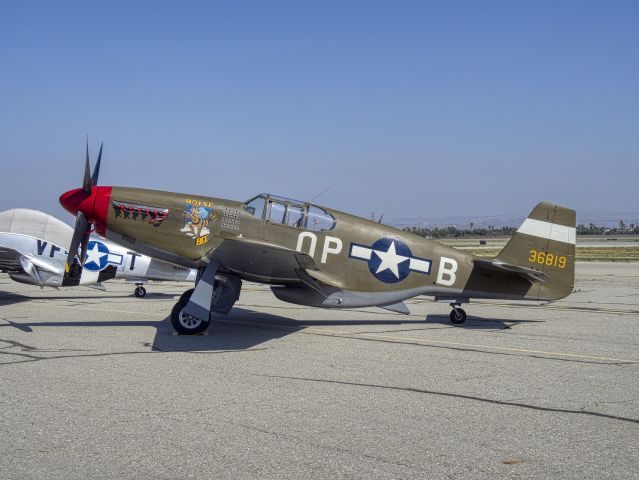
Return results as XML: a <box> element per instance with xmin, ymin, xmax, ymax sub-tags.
<box><xmin>0</xmin><ymin>245</ymin><xmax>62</xmax><ymax>275</ymax></box>
<box><xmin>209</xmin><ymin>237</ymin><xmax>318</xmax><ymax>284</ymax></box>
<box><xmin>0</xmin><ymin>245</ymin><xmax>24</xmax><ymax>272</ymax></box>
<box><xmin>208</xmin><ymin>237</ymin><xmax>348</xmax><ymax>291</ymax></box>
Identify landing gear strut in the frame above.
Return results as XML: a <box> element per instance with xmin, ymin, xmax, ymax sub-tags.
<box><xmin>449</xmin><ymin>303</ymin><xmax>467</xmax><ymax>324</ymax></box>
<box><xmin>134</xmin><ymin>284</ymin><xmax>147</xmax><ymax>298</ymax></box>
<box><xmin>170</xmin><ymin>261</ymin><xmax>242</xmax><ymax>335</ymax></box>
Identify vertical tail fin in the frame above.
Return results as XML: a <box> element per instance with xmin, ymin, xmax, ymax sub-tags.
<box><xmin>497</xmin><ymin>202</ymin><xmax>576</xmax><ymax>300</ymax></box>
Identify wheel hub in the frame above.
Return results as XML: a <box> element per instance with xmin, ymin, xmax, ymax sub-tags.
<box><xmin>178</xmin><ymin>309</ymin><xmax>203</xmax><ymax>329</ymax></box>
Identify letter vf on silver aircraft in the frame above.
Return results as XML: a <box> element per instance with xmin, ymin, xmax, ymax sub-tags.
<box><xmin>0</xmin><ymin>208</ymin><xmax>196</xmax><ymax>296</ymax></box>
<box><xmin>59</xmin><ymin>145</ymin><xmax>576</xmax><ymax>334</ymax></box>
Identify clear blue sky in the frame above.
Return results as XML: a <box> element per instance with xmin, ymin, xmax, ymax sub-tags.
<box><xmin>1</xmin><ymin>1</ymin><xmax>637</xmax><ymax>224</ymax></box>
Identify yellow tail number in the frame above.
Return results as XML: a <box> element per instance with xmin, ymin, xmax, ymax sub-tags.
<box><xmin>528</xmin><ymin>249</ymin><xmax>566</xmax><ymax>269</ymax></box>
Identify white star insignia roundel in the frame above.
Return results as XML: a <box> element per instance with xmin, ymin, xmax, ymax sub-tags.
<box><xmin>84</xmin><ymin>242</ymin><xmax>109</xmax><ymax>270</ymax></box>
<box><xmin>83</xmin><ymin>241</ymin><xmax>124</xmax><ymax>272</ymax></box>
<box><xmin>349</xmin><ymin>238</ymin><xmax>432</xmax><ymax>283</ymax></box>
<box><xmin>373</xmin><ymin>241</ymin><xmax>408</xmax><ymax>278</ymax></box>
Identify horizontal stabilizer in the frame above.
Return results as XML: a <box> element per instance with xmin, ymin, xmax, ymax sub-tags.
<box><xmin>475</xmin><ymin>258</ymin><xmax>550</xmax><ymax>283</ymax></box>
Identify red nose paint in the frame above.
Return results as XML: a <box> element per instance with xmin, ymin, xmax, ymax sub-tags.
<box><xmin>59</xmin><ymin>186</ymin><xmax>112</xmax><ymax>235</ymax></box>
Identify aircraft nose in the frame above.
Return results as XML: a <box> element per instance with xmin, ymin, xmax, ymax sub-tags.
<box><xmin>59</xmin><ymin>186</ymin><xmax>112</xmax><ymax>235</ymax></box>
<box><xmin>59</xmin><ymin>188</ymin><xmax>90</xmax><ymax>215</ymax></box>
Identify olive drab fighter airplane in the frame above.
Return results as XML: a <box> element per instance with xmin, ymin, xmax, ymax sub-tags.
<box><xmin>59</xmin><ymin>144</ymin><xmax>576</xmax><ymax>335</ymax></box>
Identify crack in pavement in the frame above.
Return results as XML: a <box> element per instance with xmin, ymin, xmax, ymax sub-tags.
<box><xmin>210</xmin><ymin>417</ymin><xmax>421</xmax><ymax>472</ymax></box>
<box><xmin>0</xmin><ymin>345</ymin><xmax>269</xmax><ymax>366</ymax></box>
<box><xmin>99</xmin><ymin>406</ymin><xmax>421</xmax><ymax>472</ymax></box>
<box><xmin>0</xmin><ymin>350</ymin><xmax>42</xmax><ymax>361</ymax></box>
<box><xmin>497</xmin><ymin>330</ymin><xmax>639</xmax><ymax>348</ymax></box>
<box><xmin>347</xmin><ymin>326</ymin><xmax>456</xmax><ymax>335</ymax></box>
<box><xmin>0</xmin><ymin>338</ymin><xmax>88</xmax><ymax>353</ymax></box>
<box><xmin>0</xmin><ymin>339</ymin><xmax>40</xmax><ymax>351</ymax></box>
<box><xmin>0</xmin><ymin>338</ymin><xmax>89</xmax><ymax>361</ymax></box>
<box><xmin>220</xmin><ymin>320</ymin><xmax>634</xmax><ymax>366</ymax></box>
<box><xmin>264</xmin><ymin>375</ymin><xmax>639</xmax><ymax>426</ymax></box>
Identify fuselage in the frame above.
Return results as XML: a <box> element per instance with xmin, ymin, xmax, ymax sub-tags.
<box><xmin>60</xmin><ymin>187</ymin><xmax>539</xmax><ymax>303</ymax></box>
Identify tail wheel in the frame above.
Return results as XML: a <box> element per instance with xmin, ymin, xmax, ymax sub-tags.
<box><xmin>134</xmin><ymin>286</ymin><xmax>147</xmax><ymax>298</ymax></box>
<box><xmin>170</xmin><ymin>291</ymin><xmax>209</xmax><ymax>335</ymax></box>
<box><xmin>449</xmin><ymin>308</ymin><xmax>467</xmax><ymax>324</ymax></box>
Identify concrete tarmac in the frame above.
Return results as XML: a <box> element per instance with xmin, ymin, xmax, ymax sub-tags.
<box><xmin>1</xmin><ymin>262</ymin><xmax>638</xmax><ymax>479</ymax></box>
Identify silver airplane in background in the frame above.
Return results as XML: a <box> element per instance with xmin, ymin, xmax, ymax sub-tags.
<box><xmin>0</xmin><ymin>208</ymin><xmax>196</xmax><ymax>296</ymax></box>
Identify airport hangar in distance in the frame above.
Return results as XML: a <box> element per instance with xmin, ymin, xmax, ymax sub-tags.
<box><xmin>58</xmin><ymin>145</ymin><xmax>576</xmax><ymax>334</ymax></box>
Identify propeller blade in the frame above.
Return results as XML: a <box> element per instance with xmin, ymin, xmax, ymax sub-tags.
<box><xmin>91</xmin><ymin>142</ymin><xmax>103</xmax><ymax>186</ymax></box>
<box><xmin>79</xmin><ymin>226</ymin><xmax>91</xmax><ymax>266</ymax></box>
<box><xmin>82</xmin><ymin>140</ymin><xmax>92</xmax><ymax>194</ymax></box>
<box><xmin>64</xmin><ymin>212</ymin><xmax>89</xmax><ymax>277</ymax></box>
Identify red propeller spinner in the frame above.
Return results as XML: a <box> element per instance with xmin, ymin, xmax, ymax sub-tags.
<box><xmin>59</xmin><ymin>185</ymin><xmax>111</xmax><ymax>235</ymax></box>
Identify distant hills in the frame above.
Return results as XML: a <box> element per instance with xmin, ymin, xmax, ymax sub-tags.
<box><xmin>382</xmin><ymin>212</ymin><xmax>639</xmax><ymax>230</ymax></box>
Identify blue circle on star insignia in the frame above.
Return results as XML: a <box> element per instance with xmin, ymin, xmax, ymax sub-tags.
<box><xmin>368</xmin><ymin>238</ymin><xmax>412</xmax><ymax>283</ymax></box>
<box><xmin>84</xmin><ymin>241</ymin><xmax>110</xmax><ymax>271</ymax></box>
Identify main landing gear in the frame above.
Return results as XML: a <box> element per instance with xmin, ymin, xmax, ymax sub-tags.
<box><xmin>449</xmin><ymin>303</ymin><xmax>467</xmax><ymax>324</ymax></box>
<box><xmin>170</xmin><ymin>261</ymin><xmax>242</xmax><ymax>335</ymax></box>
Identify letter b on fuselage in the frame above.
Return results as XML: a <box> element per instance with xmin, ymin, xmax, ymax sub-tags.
<box><xmin>436</xmin><ymin>256</ymin><xmax>458</xmax><ymax>286</ymax></box>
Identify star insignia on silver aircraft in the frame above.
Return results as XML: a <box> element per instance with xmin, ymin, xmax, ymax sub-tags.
<box><xmin>83</xmin><ymin>241</ymin><xmax>124</xmax><ymax>272</ymax></box>
<box><xmin>348</xmin><ymin>238</ymin><xmax>432</xmax><ymax>283</ymax></box>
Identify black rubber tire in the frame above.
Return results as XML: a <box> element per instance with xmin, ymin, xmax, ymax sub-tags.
<box><xmin>178</xmin><ymin>288</ymin><xmax>195</xmax><ymax>301</ymax></box>
<box><xmin>170</xmin><ymin>291</ymin><xmax>209</xmax><ymax>335</ymax></box>
<box><xmin>134</xmin><ymin>286</ymin><xmax>147</xmax><ymax>298</ymax></box>
<box><xmin>449</xmin><ymin>308</ymin><xmax>467</xmax><ymax>324</ymax></box>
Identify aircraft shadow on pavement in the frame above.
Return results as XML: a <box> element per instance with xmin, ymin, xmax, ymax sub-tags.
<box><xmin>424</xmin><ymin>314</ymin><xmax>543</xmax><ymax>329</ymax></box>
<box><xmin>1</xmin><ymin>296</ymin><xmax>542</xmax><ymax>352</ymax></box>
<box><xmin>151</xmin><ymin>307</ymin><xmax>431</xmax><ymax>352</ymax></box>
<box><xmin>0</xmin><ymin>314</ymin><xmax>297</xmax><ymax>353</ymax></box>
<box><xmin>0</xmin><ymin>291</ymin><xmax>40</xmax><ymax>307</ymax></box>
<box><xmin>0</xmin><ymin>291</ymin><xmax>177</xmax><ymax>303</ymax></box>
<box><xmin>0</xmin><ymin>302</ymin><xmax>301</xmax><ymax>352</ymax></box>
<box><xmin>154</xmin><ymin>308</ymin><xmax>543</xmax><ymax>350</ymax></box>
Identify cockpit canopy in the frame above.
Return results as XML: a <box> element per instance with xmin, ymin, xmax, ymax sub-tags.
<box><xmin>243</xmin><ymin>194</ymin><xmax>336</xmax><ymax>231</ymax></box>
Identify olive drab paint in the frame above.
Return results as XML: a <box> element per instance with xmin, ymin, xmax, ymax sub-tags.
<box><xmin>60</xmin><ymin>172</ymin><xmax>576</xmax><ymax>325</ymax></box>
